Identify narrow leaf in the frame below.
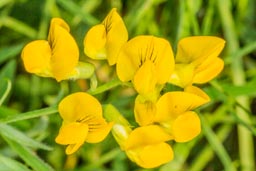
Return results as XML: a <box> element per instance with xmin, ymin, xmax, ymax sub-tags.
<box><xmin>0</xmin><ymin>124</ymin><xmax>52</xmax><ymax>150</ymax></box>
<box><xmin>2</xmin><ymin>135</ymin><xmax>54</xmax><ymax>171</ymax></box>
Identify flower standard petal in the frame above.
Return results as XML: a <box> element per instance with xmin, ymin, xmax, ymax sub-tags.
<box><xmin>175</xmin><ymin>36</ymin><xmax>225</xmax><ymax>64</ymax></box>
<box><xmin>58</xmin><ymin>92</ymin><xmax>102</xmax><ymax>123</ymax></box>
<box><xmin>172</xmin><ymin>111</ymin><xmax>201</xmax><ymax>142</ymax></box>
<box><xmin>103</xmin><ymin>8</ymin><xmax>128</xmax><ymax>65</ymax></box>
<box><xmin>21</xmin><ymin>40</ymin><xmax>52</xmax><ymax>77</ymax></box>
<box><xmin>84</xmin><ymin>24</ymin><xmax>107</xmax><ymax>60</ymax></box>
<box><xmin>116</xmin><ymin>35</ymin><xmax>174</xmax><ymax>87</ymax></box>
<box><xmin>155</xmin><ymin>92</ymin><xmax>208</xmax><ymax>122</ymax></box>
<box><xmin>84</xmin><ymin>8</ymin><xmax>128</xmax><ymax>65</ymax></box>
<box><xmin>49</xmin><ymin>19</ymin><xmax>79</xmax><ymax>81</ymax></box>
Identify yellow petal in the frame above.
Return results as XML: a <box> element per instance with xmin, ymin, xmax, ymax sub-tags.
<box><xmin>176</xmin><ymin>36</ymin><xmax>225</xmax><ymax>64</ymax></box>
<box><xmin>126</xmin><ymin>142</ymin><xmax>173</xmax><ymax>168</ymax></box>
<box><xmin>134</xmin><ymin>95</ymin><xmax>156</xmax><ymax>126</ymax></box>
<box><xmin>133</xmin><ymin>60</ymin><xmax>157</xmax><ymax>95</ymax></box>
<box><xmin>125</xmin><ymin>125</ymin><xmax>173</xmax><ymax>150</ymax></box>
<box><xmin>49</xmin><ymin>19</ymin><xmax>79</xmax><ymax>81</ymax></box>
<box><xmin>58</xmin><ymin>92</ymin><xmax>102</xmax><ymax>122</ymax></box>
<box><xmin>83</xmin><ymin>24</ymin><xmax>107</xmax><ymax>60</ymax></box>
<box><xmin>103</xmin><ymin>8</ymin><xmax>128</xmax><ymax>65</ymax></box>
<box><xmin>48</xmin><ymin>18</ymin><xmax>70</xmax><ymax>42</ymax></box>
<box><xmin>155</xmin><ymin>91</ymin><xmax>208</xmax><ymax>122</ymax></box>
<box><xmin>116</xmin><ymin>36</ymin><xmax>174</xmax><ymax>84</ymax></box>
<box><xmin>173</xmin><ymin>111</ymin><xmax>201</xmax><ymax>142</ymax></box>
<box><xmin>193</xmin><ymin>57</ymin><xmax>224</xmax><ymax>84</ymax></box>
<box><xmin>21</xmin><ymin>40</ymin><xmax>52</xmax><ymax>77</ymax></box>
<box><xmin>86</xmin><ymin>121</ymin><xmax>113</xmax><ymax>143</ymax></box>
<box><xmin>184</xmin><ymin>85</ymin><xmax>210</xmax><ymax>102</ymax></box>
<box><xmin>55</xmin><ymin>122</ymin><xmax>88</xmax><ymax>146</ymax></box>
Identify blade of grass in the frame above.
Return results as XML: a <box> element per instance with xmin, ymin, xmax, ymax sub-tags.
<box><xmin>2</xmin><ymin>16</ymin><xmax>37</xmax><ymax>38</ymax></box>
<box><xmin>200</xmin><ymin>114</ymin><xmax>236</xmax><ymax>171</ymax></box>
<box><xmin>2</xmin><ymin>135</ymin><xmax>54</xmax><ymax>171</ymax></box>
<box><xmin>217</xmin><ymin>1</ymin><xmax>255</xmax><ymax>171</ymax></box>
<box><xmin>0</xmin><ymin>154</ymin><xmax>32</xmax><ymax>171</ymax></box>
<box><xmin>0</xmin><ymin>124</ymin><xmax>52</xmax><ymax>150</ymax></box>
<box><xmin>190</xmin><ymin>124</ymin><xmax>232</xmax><ymax>171</ymax></box>
<box><xmin>0</xmin><ymin>105</ymin><xmax>58</xmax><ymax>124</ymax></box>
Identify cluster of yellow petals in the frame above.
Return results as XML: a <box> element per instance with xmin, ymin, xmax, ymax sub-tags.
<box><xmin>116</xmin><ymin>35</ymin><xmax>174</xmax><ymax>97</ymax></box>
<box><xmin>84</xmin><ymin>8</ymin><xmax>128</xmax><ymax>65</ymax></box>
<box><xmin>55</xmin><ymin>92</ymin><xmax>113</xmax><ymax>155</ymax></box>
<box><xmin>169</xmin><ymin>36</ymin><xmax>225</xmax><ymax>88</ymax></box>
<box><xmin>21</xmin><ymin>7</ymin><xmax>226</xmax><ymax>169</ymax></box>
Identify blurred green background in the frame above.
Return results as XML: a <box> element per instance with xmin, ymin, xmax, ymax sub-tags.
<box><xmin>0</xmin><ymin>0</ymin><xmax>256</xmax><ymax>171</ymax></box>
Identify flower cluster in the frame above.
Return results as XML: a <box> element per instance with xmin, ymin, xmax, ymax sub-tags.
<box><xmin>21</xmin><ymin>8</ymin><xmax>225</xmax><ymax>169</ymax></box>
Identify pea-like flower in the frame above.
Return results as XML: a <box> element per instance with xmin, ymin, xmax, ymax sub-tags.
<box><xmin>84</xmin><ymin>8</ymin><xmax>128</xmax><ymax>65</ymax></box>
<box><xmin>116</xmin><ymin>36</ymin><xmax>175</xmax><ymax>99</ymax></box>
<box><xmin>169</xmin><ymin>36</ymin><xmax>225</xmax><ymax>88</ymax></box>
<box><xmin>21</xmin><ymin>18</ymin><xmax>81</xmax><ymax>82</ymax></box>
<box><xmin>124</xmin><ymin>125</ymin><xmax>174</xmax><ymax>168</ymax></box>
<box><xmin>155</xmin><ymin>91</ymin><xmax>209</xmax><ymax>142</ymax></box>
<box><xmin>55</xmin><ymin>92</ymin><xmax>113</xmax><ymax>155</ymax></box>
<box><xmin>104</xmin><ymin>104</ymin><xmax>174</xmax><ymax>168</ymax></box>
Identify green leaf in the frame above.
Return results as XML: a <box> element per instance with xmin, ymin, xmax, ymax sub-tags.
<box><xmin>0</xmin><ymin>105</ymin><xmax>58</xmax><ymax>124</ymax></box>
<box><xmin>2</xmin><ymin>135</ymin><xmax>54</xmax><ymax>171</ymax></box>
<box><xmin>0</xmin><ymin>124</ymin><xmax>52</xmax><ymax>150</ymax></box>
<box><xmin>0</xmin><ymin>154</ymin><xmax>32</xmax><ymax>171</ymax></box>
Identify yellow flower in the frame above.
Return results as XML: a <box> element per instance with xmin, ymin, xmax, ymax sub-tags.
<box><xmin>154</xmin><ymin>91</ymin><xmax>209</xmax><ymax>142</ymax></box>
<box><xmin>103</xmin><ymin>104</ymin><xmax>173</xmax><ymax>168</ymax></box>
<box><xmin>21</xmin><ymin>18</ymin><xmax>80</xmax><ymax>82</ymax></box>
<box><xmin>55</xmin><ymin>92</ymin><xmax>113</xmax><ymax>155</ymax></box>
<box><xmin>124</xmin><ymin>125</ymin><xmax>174</xmax><ymax>168</ymax></box>
<box><xmin>84</xmin><ymin>8</ymin><xmax>128</xmax><ymax>65</ymax></box>
<box><xmin>116</xmin><ymin>35</ymin><xmax>175</xmax><ymax>98</ymax></box>
<box><xmin>169</xmin><ymin>36</ymin><xmax>225</xmax><ymax>87</ymax></box>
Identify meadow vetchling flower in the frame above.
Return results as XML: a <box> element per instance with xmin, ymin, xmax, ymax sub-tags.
<box><xmin>124</xmin><ymin>125</ymin><xmax>173</xmax><ymax>168</ymax></box>
<box><xmin>154</xmin><ymin>91</ymin><xmax>209</xmax><ymax>142</ymax></box>
<box><xmin>169</xmin><ymin>36</ymin><xmax>225</xmax><ymax>88</ymax></box>
<box><xmin>21</xmin><ymin>18</ymin><xmax>80</xmax><ymax>82</ymax></box>
<box><xmin>84</xmin><ymin>8</ymin><xmax>128</xmax><ymax>65</ymax></box>
<box><xmin>55</xmin><ymin>92</ymin><xmax>113</xmax><ymax>155</ymax></box>
<box><xmin>116</xmin><ymin>35</ymin><xmax>175</xmax><ymax>98</ymax></box>
<box><xmin>103</xmin><ymin>104</ymin><xmax>173</xmax><ymax>168</ymax></box>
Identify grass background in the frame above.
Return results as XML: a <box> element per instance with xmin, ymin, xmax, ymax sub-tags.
<box><xmin>0</xmin><ymin>0</ymin><xmax>256</xmax><ymax>171</ymax></box>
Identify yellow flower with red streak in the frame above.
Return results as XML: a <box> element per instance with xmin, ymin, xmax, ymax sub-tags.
<box><xmin>21</xmin><ymin>18</ymin><xmax>87</xmax><ymax>82</ymax></box>
<box><xmin>84</xmin><ymin>8</ymin><xmax>128</xmax><ymax>65</ymax></box>
<box><xmin>55</xmin><ymin>92</ymin><xmax>113</xmax><ymax>154</ymax></box>
<box><xmin>169</xmin><ymin>36</ymin><xmax>225</xmax><ymax>87</ymax></box>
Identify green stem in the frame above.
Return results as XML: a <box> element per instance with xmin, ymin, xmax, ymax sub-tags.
<box><xmin>217</xmin><ymin>1</ymin><xmax>255</xmax><ymax>171</ymax></box>
<box><xmin>87</xmin><ymin>79</ymin><xmax>125</xmax><ymax>95</ymax></box>
<box><xmin>0</xmin><ymin>105</ymin><xmax>58</xmax><ymax>124</ymax></box>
